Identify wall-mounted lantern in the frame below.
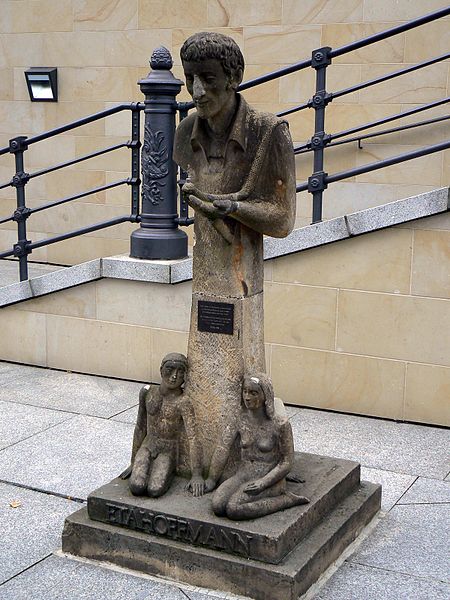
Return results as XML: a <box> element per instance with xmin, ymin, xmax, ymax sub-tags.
<box><xmin>24</xmin><ymin>68</ymin><xmax>58</xmax><ymax>102</ymax></box>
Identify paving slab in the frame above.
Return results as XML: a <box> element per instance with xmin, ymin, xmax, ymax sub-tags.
<box><xmin>0</xmin><ymin>400</ymin><xmax>74</xmax><ymax>450</ymax></box>
<box><xmin>0</xmin><ymin>554</ymin><xmax>187</xmax><ymax>600</ymax></box>
<box><xmin>315</xmin><ymin>562</ymin><xmax>450</xmax><ymax>600</ymax></box>
<box><xmin>285</xmin><ymin>405</ymin><xmax>300</xmax><ymax>420</ymax></box>
<box><xmin>360</xmin><ymin>467</ymin><xmax>416</xmax><ymax>512</ymax></box>
<box><xmin>398</xmin><ymin>476</ymin><xmax>450</xmax><ymax>505</ymax></box>
<box><xmin>0</xmin><ymin>362</ymin><xmax>142</xmax><ymax>418</ymax></box>
<box><xmin>290</xmin><ymin>408</ymin><xmax>450</xmax><ymax>478</ymax></box>
<box><xmin>0</xmin><ymin>482</ymin><xmax>80</xmax><ymax>585</ymax></box>
<box><xmin>0</xmin><ymin>415</ymin><xmax>133</xmax><ymax>500</ymax></box>
<box><xmin>0</xmin><ymin>361</ymin><xmax>36</xmax><ymax>386</ymax></box>
<box><xmin>110</xmin><ymin>403</ymin><xmax>139</xmax><ymax>424</ymax></box>
<box><xmin>349</xmin><ymin>504</ymin><xmax>450</xmax><ymax>582</ymax></box>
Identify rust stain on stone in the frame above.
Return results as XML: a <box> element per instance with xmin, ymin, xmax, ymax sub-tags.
<box><xmin>232</xmin><ymin>239</ymin><xmax>248</xmax><ymax>297</ymax></box>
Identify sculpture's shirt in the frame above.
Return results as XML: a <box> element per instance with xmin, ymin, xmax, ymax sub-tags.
<box><xmin>174</xmin><ymin>95</ymin><xmax>296</xmax><ymax>299</ymax></box>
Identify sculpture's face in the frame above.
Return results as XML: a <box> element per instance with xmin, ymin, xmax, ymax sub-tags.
<box><xmin>182</xmin><ymin>58</ymin><xmax>236</xmax><ymax>120</ymax></box>
<box><xmin>242</xmin><ymin>378</ymin><xmax>264</xmax><ymax>411</ymax></box>
<box><xmin>161</xmin><ymin>361</ymin><xmax>186</xmax><ymax>390</ymax></box>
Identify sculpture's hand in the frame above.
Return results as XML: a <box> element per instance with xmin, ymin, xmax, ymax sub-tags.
<box><xmin>185</xmin><ymin>475</ymin><xmax>206</xmax><ymax>498</ymax></box>
<box><xmin>118</xmin><ymin>464</ymin><xmax>132</xmax><ymax>480</ymax></box>
<box><xmin>182</xmin><ymin>180</ymin><xmax>198</xmax><ymax>195</ymax></box>
<box><xmin>213</xmin><ymin>198</ymin><xmax>238</xmax><ymax>216</ymax></box>
<box><xmin>243</xmin><ymin>479</ymin><xmax>265</xmax><ymax>495</ymax></box>
<box><xmin>187</xmin><ymin>194</ymin><xmax>217</xmax><ymax>218</ymax></box>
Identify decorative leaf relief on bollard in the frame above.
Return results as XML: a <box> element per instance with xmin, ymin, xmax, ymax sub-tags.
<box><xmin>141</xmin><ymin>127</ymin><xmax>168</xmax><ymax>206</ymax></box>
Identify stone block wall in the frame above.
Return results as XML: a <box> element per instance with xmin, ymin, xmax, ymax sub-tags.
<box><xmin>0</xmin><ymin>0</ymin><xmax>449</xmax><ymax>264</ymax></box>
<box><xmin>1</xmin><ymin>210</ymin><xmax>448</xmax><ymax>427</ymax></box>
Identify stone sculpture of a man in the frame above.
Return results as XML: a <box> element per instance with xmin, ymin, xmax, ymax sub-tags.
<box><xmin>174</xmin><ymin>32</ymin><xmax>296</xmax><ymax>466</ymax></box>
<box><xmin>121</xmin><ymin>353</ymin><xmax>204</xmax><ymax>498</ymax></box>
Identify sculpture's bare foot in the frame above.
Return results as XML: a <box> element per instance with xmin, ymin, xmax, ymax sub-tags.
<box><xmin>286</xmin><ymin>491</ymin><xmax>310</xmax><ymax>506</ymax></box>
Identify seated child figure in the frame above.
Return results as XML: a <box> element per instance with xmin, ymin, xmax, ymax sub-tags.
<box><xmin>121</xmin><ymin>353</ymin><xmax>204</xmax><ymax>498</ymax></box>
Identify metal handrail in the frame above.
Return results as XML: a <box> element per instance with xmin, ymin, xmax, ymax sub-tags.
<box><xmin>1</xmin><ymin>6</ymin><xmax>449</xmax><ymax>282</ymax></box>
<box><xmin>278</xmin><ymin>54</ymin><xmax>450</xmax><ymax>120</ymax></box>
<box><xmin>296</xmin><ymin>115</ymin><xmax>450</xmax><ymax>154</ymax></box>
<box><xmin>296</xmin><ymin>139</ymin><xmax>450</xmax><ymax>192</ymax></box>
<box><xmin>0</xmin><ymin>105</ymin><xmax>143</xmax><ymax>280</ymax></box>
<box><xmin>294</xmin><ymin>97</ymin><xmax>450</xmax><ymax>153</ymax></box>
<box><xmin>0</xmin><ymin>215</ymin><xmax>138</xmax><ymax>259</ymax></box>
<box><xmin>180</xmin><ymin>6</ymin><xmax>450</xmax><ymax>110</ymax></box>
<box><xmin>0</xmin><ymin>103</ymin><xmax>143</xmax><ymax>155</ymax></box>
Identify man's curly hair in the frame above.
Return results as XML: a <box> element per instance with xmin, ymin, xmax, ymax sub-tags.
<box><xmin>180</xmin><ymin>32</ymin><xmax>244</xmax><ymax>80</ymax></box>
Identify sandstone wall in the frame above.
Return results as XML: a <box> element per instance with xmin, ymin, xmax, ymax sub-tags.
<box><xmin>0</xmin><ymin>0</ymin><xmax>449</xmax><ymax>264</ymax></box>
<box><xmin>1</xmin><ymin>211</ymin><xmax>448</xmax><ymax>427</ymax></box>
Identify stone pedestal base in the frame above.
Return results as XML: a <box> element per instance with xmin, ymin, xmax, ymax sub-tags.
<box><xmin>62</xmin><ymin>453</ymin><xmax>381</xmax><ymax>600</ymax></box>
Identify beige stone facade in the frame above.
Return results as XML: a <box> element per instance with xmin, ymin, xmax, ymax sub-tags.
<box><xmin>0</xmin><ymin>0</ymin><xmax>448</xmax><ymax>264</ymax></box>
<box><xmin>1</xmin><ymin>211</ymin><xmax>448</xmax><ymax>427</ymax></box>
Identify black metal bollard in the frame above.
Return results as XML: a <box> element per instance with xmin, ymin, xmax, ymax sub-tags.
<box><xmin>130</xmin><ymin>47</ymin><xmax>188</xmax><ymax>260</ymax></box>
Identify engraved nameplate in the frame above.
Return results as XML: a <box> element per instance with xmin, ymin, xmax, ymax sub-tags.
<box><xmin>198</xmin><ymin>300</ymin><xmax>234</xmax><ymax>335</ymax></box>
<box><xmin>104</xmin><ymin>502</ymin><xmax>253</xmax><ymax>558</ymax></box>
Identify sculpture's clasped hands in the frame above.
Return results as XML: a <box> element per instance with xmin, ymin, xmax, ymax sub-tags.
<box><xmin>182</xmin><ymin>181</ymin><xmax>240</xmax><ymax>220</ymax></box>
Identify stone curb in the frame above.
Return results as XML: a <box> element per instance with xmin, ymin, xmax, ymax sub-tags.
<box><xmin>0</xmin><ymin>187</ymin><xmax>448</xmax><ymax>307</ymax></box>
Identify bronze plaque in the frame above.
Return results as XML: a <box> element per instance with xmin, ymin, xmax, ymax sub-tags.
<box><xmin>198</xmin><ymin>300</ymin><xmax>234</xmax><ymax>335</ymax></box>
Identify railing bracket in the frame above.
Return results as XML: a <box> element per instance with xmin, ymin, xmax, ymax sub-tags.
<box><xmin>311</xmin><ymin>46</ymin><xmax>332</xmax><ymax>69</ymax></box>
<box><xmin>11</xmin><ymin>171</ymin><xmax>30</xmax><ymax>187</ymax></box>
<box><xmin>12</xmin><ymin>206</ymin><xmax>31</xmax><ymax>222</ymax></box>
<box><xmin>13</xmin><ymin>239</ymin><xmax>31</xmax><ymax>258</ymax></box>
<box><xmin>308</xmin><ymin>90</ymin><xmax>333</xmax><ymax>109</ymax></box>
<box><xmin>308</xmin><ymin>171</ymin><xmax>328</xmax><ymax>194</ymax></box>
<box><xmin>308</xmin><ymin>132</ymin><xmax>331</xmax><ymax>150</ymax></box>
<box><xmin>9</xmin><ymin>136</ymin><xmax>28</xmax><ymax>153</ymax></box>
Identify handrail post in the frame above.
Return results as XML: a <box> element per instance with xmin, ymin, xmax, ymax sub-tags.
<box><xmin>130</xmin><ymin>104</ymin><xmax>141</xmax><ymax>220</ymax></box>
<box><xmin>9</xmin><ymin>136</ymin><xmax>31</xmax><ymax>281</ymax></box>
<box><xmin>176</xmin><ymin>102</ymin><xmax>193</xmax><ymax>226</ymax></box>
<box><xmin>130</xmin><ymin>47</ymin><xmax>188</xmax><ymax>259</ymax></box>
<box><xmin>308</xmin><ymin>47</ymin><xmax>332</xmax><ymax>223</ymax></box>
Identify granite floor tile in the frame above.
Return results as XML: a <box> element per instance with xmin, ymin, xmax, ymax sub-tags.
<box><xmin>291</xmin><ymin>408</ymin><xmax>450</xmax><ymax>478</ymax></box>
<box><xmin>0</xmin><ymin>400</ymin><xmax>74</xmax><ymax>450</ymax></box>
<box><xmin>110</xmin><ymin>403</ymin><xmax>138</xmax><ymax>424</ymax></box>
<box><xmin>0</xmin><ymin>554</ymin><xmax>187</xmax><ymax>600</ymax></box>
<box><xmin>360</xmin><ymin>467</ymin><xmax>416</xmax><ymax>512</ymax></box>
<box><xmin>0</xmin><ymin>362</ymin><xmax>142</xmax><ymax>418</ymax></box>
<box><xmin>397</xmin><ymin>476</ymin><xmax>450</xmax><ymax>505</ymax></box>
<box><xmin>348</xmin><ymin>504</ymin><xmax>449</xmax><ymax>582</ymax></box>
<box><xmin>0</xmin><ymin>361</ymin><xmax>23</xmax><ymax>384</ymax></box>
<box><xmin>0</xmin><ymin>482</ymin><xmax>80</xmax><ymax>585</ymax></box>
<box><xmin>0</xmin><ymin>415</ymin><xmax>133</xmax><ymax>499</ymax></box>
<box><xmin>285</xmin><ymin>404</ymin><xmax>301</xmax><ymax>419</ymax></box>
<box><xmin>315</xmin><ymin>562</ymin><xmax>450</xmax><ymax>600</ymax></box>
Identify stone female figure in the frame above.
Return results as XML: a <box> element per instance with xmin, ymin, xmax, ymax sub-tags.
<box><xmin>120</xmin><ymin>353</ymin><xmax>204</xmax><ymax>498</ymax></box>
<box><xmin>204</xmin><ymin>374</ymin><xmax>309</xmax><ymax>520</ymax></box>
